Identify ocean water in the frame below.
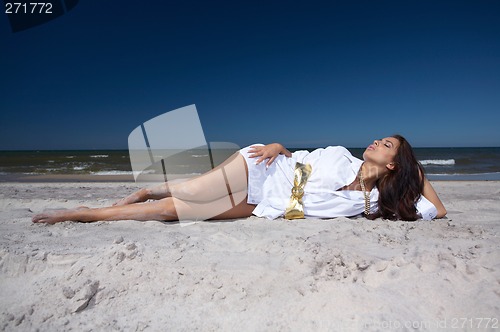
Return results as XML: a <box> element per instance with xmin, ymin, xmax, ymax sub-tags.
<box><xmin>1</xmin><ymin>147</ymin><xmax>499</xmax><ymax>181</ymax></box>
<box><xmin>349</xmin><ymin>147</ymin><xmax>500</xmax><ymax>181</ymax></box>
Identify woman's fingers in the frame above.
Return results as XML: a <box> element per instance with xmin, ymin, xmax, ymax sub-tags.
<box><xmin>255</xmin><ymin>155</ymin><xmax>267</xmax><ymax>165</ymax></box>
<box><xmin>248</xmin><ymin>146</ymin><xmax>265</xmax><ymax>160</ymax></box>
<box><xmin>257</xmin><ymin>153</ymin><xmax>277</xmax><ymax>167</ymax></box>
<box><xmin>248</xmin><ymin>145</ymin><xmax>263</xmax><ymax>157</ymax></box>
<box><xmin>266</xmin><ymin>156</ymin><xmax>277</xmax><ymax>167</ymax></box>
<box><xmin>248</xmin><ymin>144</ymin><xmax>283</xmax><ymax>166</ymax></box>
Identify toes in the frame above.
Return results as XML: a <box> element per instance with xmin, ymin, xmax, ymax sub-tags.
<box><xmin>32</xmin><ymin>214</ymin><xmax>49</xmax><ymax>223</ymax></box>
<box><xmin>32</xmin><ymin>214</ymin><xmax>43</xmax><ymax>223</ymax></box>
<box><xmin>32</xmin><ymin>214</ymin><xmax>52</xmax><ymax>224</ymax></box>
<box><xmin>32</xmin><ymin>212</ymin><xmax>61</xmax><ymax>224</ymax></box>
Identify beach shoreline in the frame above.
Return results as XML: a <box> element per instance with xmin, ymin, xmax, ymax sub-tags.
<box><xmin>3</xmin><ymin>173</ymin><xmax>500</xmax><ymax>183</ymax></box>
<box><xmin>1</xmin><ymin>181</ymin><xmax>499</xmax><ymax>330</ymax></box>
<box><xmin>0</xmin><ymin>174</ymin><xmax>136</xmax><ymax>183</ymax></box>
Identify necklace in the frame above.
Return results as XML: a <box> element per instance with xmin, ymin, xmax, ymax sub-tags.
<box><xmin>359</xmin><ymin>167</ymin><xmax>371</xmax><ymax>216</ymax></box>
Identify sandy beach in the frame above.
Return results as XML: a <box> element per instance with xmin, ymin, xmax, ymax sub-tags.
<box><xmin>0</xmin><ymin>181</ymin><xmax>499</xmax><ymax>331</ymax></box>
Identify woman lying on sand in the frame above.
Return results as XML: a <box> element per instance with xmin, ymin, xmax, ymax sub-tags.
<box><xmin>32</xmin><ymin>135</ymin><xmax>446</xmax><ymax>224</ymax></box>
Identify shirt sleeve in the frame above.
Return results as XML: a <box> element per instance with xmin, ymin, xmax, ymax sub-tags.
<box><xmin>415</xmin><ymin>195</ymin><xmax>438</xmax><ymax>220</ymax></box>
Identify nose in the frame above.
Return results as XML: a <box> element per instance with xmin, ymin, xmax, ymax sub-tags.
<box><xmin>373</xmin><ymin>140</ymin><xmax>379</xmax><ymax>146</ymax></box>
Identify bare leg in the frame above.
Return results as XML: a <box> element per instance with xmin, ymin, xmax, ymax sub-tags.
<box><xmin>32</xmin><ymin>152</ymin><xmax>251</xmax><ymax>224</ymax></box>
<box><xmin>169</xmin><ymin>152</ymin><xmax>248</xmax><ymax>202</ymax></box>
<box><xmin>209</xmin><ymin>196</ymin><xmax>256</xmax><ymax>220</ymax></box>
<box><xmin>112</xmin><ymin>187</ymin><xmax>157</xmax><ymax>206</ymax></box>
<box><xmin>32</xmin><ymin>194</ymin><xmax>255</xmax><ymax>224</ymax></box>
<box><xmin>114</xmin><ymin>152</ymin><xmax>248</xmax><ymax>206</ymax></box>
<box><xmin>32</xmin><ymin>198</ymin><xmax>177</xmax><ymax>224</ymax></box>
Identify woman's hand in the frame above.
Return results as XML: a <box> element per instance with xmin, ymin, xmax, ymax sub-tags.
<box><xmin>248</xmin><ymin>143</ymin><xmax>292</xmax><ymax>167</ymax></box>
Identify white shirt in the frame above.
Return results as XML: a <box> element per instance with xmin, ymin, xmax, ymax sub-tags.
<box><xmin>241</xmin><ymin>145</ymin><xmax>437</xmax><ymax>220</ymax></box>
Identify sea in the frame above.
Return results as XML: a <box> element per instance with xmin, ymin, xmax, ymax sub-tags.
<box><xmin>1</xmin><ymin>147</ymin><xmax>500</xmax><ymax>182</ymax></box>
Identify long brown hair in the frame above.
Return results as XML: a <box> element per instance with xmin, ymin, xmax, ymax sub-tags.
<box><xmin>367</xmin><ymin>134</ymin><xmax>424</xmax><ymax>221</ymax></box>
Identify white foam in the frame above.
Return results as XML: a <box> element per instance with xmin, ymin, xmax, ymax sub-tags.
<box><xmin>73</xmin><ymin>163</ymin><xmax>91</xmax><ymax>171</ymax></box>
<box><xmin>90</xmin><ymin>155</ymin><xmax>109</xmax><ymax>158</ymax></box>
<box><xmin>91</xmin><ymin>171</ymin><xmax>134</xmax><ymax>176</ymax></box>
<box><xmin>420</xmin><ymin>159</ymin><xmax>455</xmax><ymax>166</ymax></box>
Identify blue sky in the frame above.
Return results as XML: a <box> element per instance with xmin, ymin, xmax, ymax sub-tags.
<box><xmin>1</xmin><ymin>0</ymin><xmax>499</xmax><ymax>150</ymax></box>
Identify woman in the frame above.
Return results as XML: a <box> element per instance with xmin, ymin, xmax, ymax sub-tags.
<box><xmin>32</xmin><ymin>135</ymin><xmax>446</xmax><ymax>224</ymax></box>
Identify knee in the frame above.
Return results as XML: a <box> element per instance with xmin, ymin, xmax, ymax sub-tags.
<box><xmin>158</xmin><ymin>198</ymin><xmax>178</xmax><ymax>221</ymax></box>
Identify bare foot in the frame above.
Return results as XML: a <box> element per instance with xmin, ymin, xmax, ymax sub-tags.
<box><xmin>32</xmin><ymin>206</ymin><xmax>89</xmax><ymax>224</ymax></box>
<box><xmin>32</xmin><ymin>210</ymin><xmax>72</xmax><ymax>224</ymax></box>
<box><xmin>113</xmin><ymin>189</ymin><xmax>149</xmax><ymax>206</ymax></box>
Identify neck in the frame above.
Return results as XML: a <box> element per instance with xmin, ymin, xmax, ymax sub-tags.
<box><xmin>360</xmin><ymin>162</ymin><xmax>387</xmax><ymax>190</ymax></box>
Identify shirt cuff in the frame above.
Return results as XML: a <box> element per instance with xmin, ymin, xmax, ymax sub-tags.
<box><xmin>415</xmin><ymin>195</ymin><xmax>438</xmax><ymax>220</ymax></box>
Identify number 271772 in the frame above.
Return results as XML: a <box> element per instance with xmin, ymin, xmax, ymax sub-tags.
<box><xmin>5</xmin><ymin>3</ymin><xmax>53</xmax><ymax>14</ymax></box>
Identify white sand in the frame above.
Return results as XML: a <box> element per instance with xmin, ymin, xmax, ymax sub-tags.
<box><xmin>0</xmin><ymin>181</ymin><xmax>499</xmax><ymax>331</ymax></box>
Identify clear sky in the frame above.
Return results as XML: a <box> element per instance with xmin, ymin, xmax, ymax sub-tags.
<box><xmin>1</xmin><ymin>0</ymin><xmax>499</xmax><ymax>150</ymax></box>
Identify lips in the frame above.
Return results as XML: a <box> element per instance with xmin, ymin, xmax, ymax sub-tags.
<box><xmin>367</xmin><ymin>145</ymin><xmax>375</xmax><ymax>151</ymax></box>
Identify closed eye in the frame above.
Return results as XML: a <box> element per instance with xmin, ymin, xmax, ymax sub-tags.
<box><xmin>383</xmin><ymin>140</ymin><xmax>393</xmax><ymax>148</ymax></box>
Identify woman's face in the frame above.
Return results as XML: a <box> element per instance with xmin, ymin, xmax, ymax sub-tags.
<box><xmin>363</xmin><ymin>136</ymin><xmax>400</xmax><ymax>168</ymax></box>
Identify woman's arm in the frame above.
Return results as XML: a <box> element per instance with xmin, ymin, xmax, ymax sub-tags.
<box><xmin>422</xmin><ymin>177</ymin><xmax>447</xmax><ymax>218</ymax></box>
<box><xmin>247</xmin><ymin>143</ymin><xmax>292</xmax><ymax>167</ymax></box>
